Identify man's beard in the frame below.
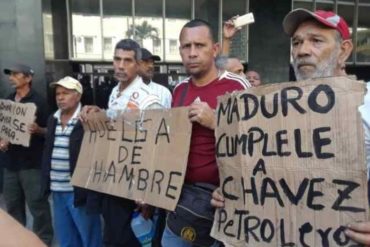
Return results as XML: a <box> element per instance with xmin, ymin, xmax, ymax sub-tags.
<box><xmin>293</xmin><ymin>49</ymin><xmax>339</xmax><ymax>81</ymax></box>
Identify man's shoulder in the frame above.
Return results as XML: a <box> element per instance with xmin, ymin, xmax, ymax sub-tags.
<box><xmin>5</xmin><ymin>91</ymin><xmax>15</xmax><ymax>100</ymax></box>
<box><xmin>219</xmin><ymin>71</ymin><xmax>251</xmax><ymax>89</ymax></box>
<box><xmin>136</xmin><ymin>80</ymin><xmax>158</xmax><ymax>97</ymax></box>
<box><xmin>28</xmin><ymin>89</ymin><xmax>47</xmax><ymax>103</ymax></box>
<box><xmin>173</xmin><ymin>77</ymin><xmax>190</xmax><ymax>94</ymax></box>
<box><xmin>129</xmin><ymin>80</ymin><xmax>161</xmax><ymax>108</ymax></box>
<box><xmin>149</xmin><ymin>81</ymin><xmax>171</xmax><ymax>94</ymax></box>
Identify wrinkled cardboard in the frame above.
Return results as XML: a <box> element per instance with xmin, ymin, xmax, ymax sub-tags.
<box><xmin>0</xmin><ymin>99</ymin><xmax>36</xmax><ymax>147</ymax></box>
<box><xmin>72</xmin><ymin>107</ymin><xmax>192</xmax><ymax>211</ymax></box>
<box><xmin>211</xmin><ymin>77</ymin><xmax>369</xmax><ymax>246</ymax></box>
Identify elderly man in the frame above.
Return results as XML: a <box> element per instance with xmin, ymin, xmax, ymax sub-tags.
<box><xmin>0</xmin><ymin>64</ymin><xmax>53</xmax><ymax>245</ymax></box>
<box><xmin>216</xmin><ymin>55</ymin><xmax>246</xmax><ymax>78</ymax></box>
<box><xmin>212</xmin><ymin>8</ymin><xmax>370</xmax><ymax>245</ymax></box>
<box><xmin>41</xmin><ymin>76</ymin><xmax>102</xmax><ymax>247</ymax></box>
<box><xmin>139</xmin><ymin>48</ymin><xmax>172</xmax><ymax>108</ymax></box>
<box><xmin>81</xmin><ymin>39</ymin><xmax>162</xmax><ymax>247</ymax></box>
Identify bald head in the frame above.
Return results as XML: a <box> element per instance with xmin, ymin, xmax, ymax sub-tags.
<box><xmin>225</xmin><ymin>58</ymin><xmax>245</xmax><ymax>78</ymax></box>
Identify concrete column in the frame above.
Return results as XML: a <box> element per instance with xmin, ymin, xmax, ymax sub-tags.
<box><xmin>0</xmin><ymin>0</ymin><xmax>46</xmax><ymax>98</ymax></box>
<box><xmin>249</xmin><ymin>0</ymin><xmax>291</xmax><ymax>83</ymax></box>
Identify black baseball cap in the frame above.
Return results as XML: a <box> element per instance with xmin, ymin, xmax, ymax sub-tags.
<box><xmin>3</xmin><ymin>64</ymin><xmax>34</xmax><ymax>76</ymax></box>
<box><xmin>141</xmin><ymin>48</ymin><xmax>161</xmax><ymax>61</ymax></box>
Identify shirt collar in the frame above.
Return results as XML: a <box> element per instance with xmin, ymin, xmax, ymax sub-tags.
<box><xmin>53</xmin><ymin>103</ymin><xmax>82</xmax><ymax>122</ymax></box>
<box><xmin>124</xmin><ymin>76</ymin><xmax>142</xmax><ymax>91</ymax></box>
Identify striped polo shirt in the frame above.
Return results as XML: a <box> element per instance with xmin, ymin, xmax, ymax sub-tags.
<box><xmin>50</xmin><ymin>104</ymin><xmax>81</xmax><ymax>192</ymax></box>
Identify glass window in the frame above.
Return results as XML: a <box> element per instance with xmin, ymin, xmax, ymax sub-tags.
<box><xmin>103</xmin><ymin>37</ymin><xmax>113</xmax><ymax>53</ymax></box>
<box><xmin>222</xmin><ymin>0</ymin><xmax>247</xmax><ymax>61</ymax></box>
<box><xmin>357</xmin><ymin>6</ymin><xmax>370</xmax><ymax>62</ymax></box>
<box><xmin>153</xmin><ymin>39</ymin><xmax>161</xmax><ymax>55</ymax></box>
<box><xmin>42</xmin><ymin>0</ymin><xmax>54</xmax><ymax>59</ymax></box>
<box><xmin>169</xmin><ymin>39</ymin><xmax>177</xmax><ymax>54</ymax></box>
<box><xmin>102</xmin><ymin>0</ymin><xmax>132</xmax><ymax>60</ymax></box>
<box><xmin>70</xmin><ymin>0</ymin><xmax>102</xmax><ymax>59</ymax></box>
<box><xmin>134</xmin><ymin>0</ymin><xmax>163</xmax><ymax>58</ymax></box>
<box><xmin>293</xmin><ymin>1</ymin><xmax>314</xmax><ymax>11</ymax></box>
<box><xmin>165</xmin><ymin>0</ymin><xmax>191</xmax><ymax>61</ymax></box>
<box><xmin>195</xmin><ymin>0</ymin><xmax>220</xmax><ymax>41</ymax></box>
<box><xmin>338</xmin><ymin>4</ymin><xmax>355</xmax><ymax>62</ymax></box>
<box><xmin>338</xmin><ymin>0</ymin><xmax>356</xmax><ymax>3</ymax></box>
<box><xmin>84</xmin><ymin>37</ymin><xmax>94</xmax><ymax>53</ymax></box>
<box><xmin>316</xmin><ymin>1</ymin><xmax>335</xmax><ymax>11</ymax></box>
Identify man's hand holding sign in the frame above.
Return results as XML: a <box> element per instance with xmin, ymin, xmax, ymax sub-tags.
<box><xmin>72</xmin><ymin>107</ymin><xmax>192</xmax><ymax>211</ymax></box>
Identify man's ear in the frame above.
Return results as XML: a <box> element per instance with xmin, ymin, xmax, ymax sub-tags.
<box><xmin>338</xmin><ymin>40</ymin><xmax>353</xmax><ymax>68</ymax></box>
<box><xmin>213</xmin><ymin>42</ymin><xmax>220</xmax><ymax>58</ymax></box>
<box><xmin>25</xmin><ymin>75</ymin><xmax>33</xmax><ymax>83</ymax></box>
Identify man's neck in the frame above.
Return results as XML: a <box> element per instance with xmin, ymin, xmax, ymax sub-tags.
<box><xmin>191</xmin><ymin>66</ymin><xmax>219</xmax><ymax>87</ymax></box>
<box><xmin>119</xmin><ymin>76</ymin><xmax>137</xmax><ymax>92</ymax></box>
<box><xmin>15</xmin><ymin>87</ymin><xmax>31</xmax><ymax>101</ymax></box>
<box><xmin>60</xmin><ymin>105</ymin><xmax>78</xmax><ymax>128</ymax></box>
<box><xmin>142</xmin><ymin>77</ymin><xmax>151</xmax><ymax>85</ymax></box>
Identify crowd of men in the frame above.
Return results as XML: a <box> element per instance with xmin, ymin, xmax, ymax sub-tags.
<box><xmin>0</xmin><ymin>7</ymin><xmax>370</xmax><ymax>247</ymax></box>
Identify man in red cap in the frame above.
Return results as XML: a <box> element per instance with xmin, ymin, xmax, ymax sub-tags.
<box><xmin>285</xmin><ymin>9</ymin><xmax>370</xmax><ymax>244</ymax></box>
<box><xmin>212</xmin><ymin>8</ymin><xmax>370</xmax><ymax>245</ymax></box>
<box><xmin>283</xmin><ymin>8</ymin><xmax>353</xmax><ymax>81</ymax></box>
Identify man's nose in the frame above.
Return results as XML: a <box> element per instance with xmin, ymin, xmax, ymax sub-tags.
<box><xmin>189</xmin><ymin>45</ymin><xmax>197</xmax><ymax>57</ymax></box>
<box><xmin>297</xmin><ymin>40</ymin><xmax>312</xmax><ymax>57</ymax></box>
<box><xmin>118</xmin><ymin>60</ymin><xmax>125</xmax><ymax>70</ymax></box>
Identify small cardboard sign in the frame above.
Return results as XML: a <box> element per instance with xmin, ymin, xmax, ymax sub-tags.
<box><xmin>0</xmin><ymin>99</ymin><xmax>36</xmax><ymax>147</ymax></box>
<box><xmin>211</xmin><ymin>77</ymin><xmax>369</xmax><ymax>246</ymax></box>
<box><xmin>71</xmin><ymin>107</ymin><xmax>192</xmax><ymax>211</ymax></box>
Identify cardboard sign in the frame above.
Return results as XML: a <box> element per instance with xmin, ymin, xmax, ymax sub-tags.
<box><xmin>71</xmin><ymin>107</ymin><xmax>192</xmax><ymax>211</ymax></box>
<box><xmin>0</xmin><ymin>99</ymin><xmax>36</xmax><ymax>147</ymax></box>
<box><xmin>211</xmin><ymin>77</ymin><xmax>369</xmax><ymax>246</ymax></box>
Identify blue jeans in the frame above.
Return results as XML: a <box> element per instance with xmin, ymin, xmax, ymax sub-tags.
<box><xmin>52</xmin><ymin>192</ymin><xmax>102</xmax><ymax>247</ymax></box>
<box><xmin>161</xmin><ymin>226</ymin><xmax>220</xmax><ymax>247</ymax></box>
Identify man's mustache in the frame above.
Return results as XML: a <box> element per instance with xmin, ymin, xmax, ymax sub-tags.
<box><xmin>294</xmin><ymin>59</ymin><xmax>316</xmax><ymax>68</ymax></box>
<box><xmin>115</xmin><ymin>72</ymin><xmax>127</xmax><ymax>77</ymax></box>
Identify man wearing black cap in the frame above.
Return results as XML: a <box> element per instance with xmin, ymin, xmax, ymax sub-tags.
<box><xmin>139</xmin><ymin>48</ymin><xmax>172</xmax><ymax>108</ymax></box>
<box><xmin>0</xmin><ymin>64</ymin><xmax>53</xmax><ymax>245</ymax></box>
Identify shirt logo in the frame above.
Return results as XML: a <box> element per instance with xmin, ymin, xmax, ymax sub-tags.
<box><xmin>181</xmin><ymin>227</ymin><xmax>196</xmax><ymax>242</ymax></box>
<box><xmin>326</xmin><ymin>15</ymin><xmax>340</xmax><ymax>26</ymax></box>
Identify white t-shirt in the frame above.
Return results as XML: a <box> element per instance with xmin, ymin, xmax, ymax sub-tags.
<box><xmin>147</xmin><ymin>81</ymin><xmax>172</xmax><ymax>108</ymax></box>
<box><xmin>107</xmin><ymin>76</ymin><xmax>162</xmax><ymax>118</ymax></box>
<box><xmin>359</xmin><ymin>82</ymin><xmax>370</xmax><ymax>179</ymax></box>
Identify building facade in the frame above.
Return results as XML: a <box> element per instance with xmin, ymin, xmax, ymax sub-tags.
<box><xmin>0</xmin><ymin>0</ymin><xmax>369</xmax><ymax>102</ymax></box>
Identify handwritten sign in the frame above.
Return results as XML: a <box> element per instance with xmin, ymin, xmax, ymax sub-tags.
<box><xmin>71</xmin><ymin>107</ymin><xmax>192</xmax><ymax>211</ymax></box>
<box><xmin>0</xmin><ymin>99</ymin><xmax>36</xmax><ymax>147</ymax></box>
<box><xmin>211</xmin><ymin>77</ymin><xmax>369</xmax><ymax>246</ymax></box>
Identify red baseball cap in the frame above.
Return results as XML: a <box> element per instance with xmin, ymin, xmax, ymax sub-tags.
<box><xmin>283</xmin><ymin>8</ymin><xmax>351</xmax><ymax>40</ymax></box>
